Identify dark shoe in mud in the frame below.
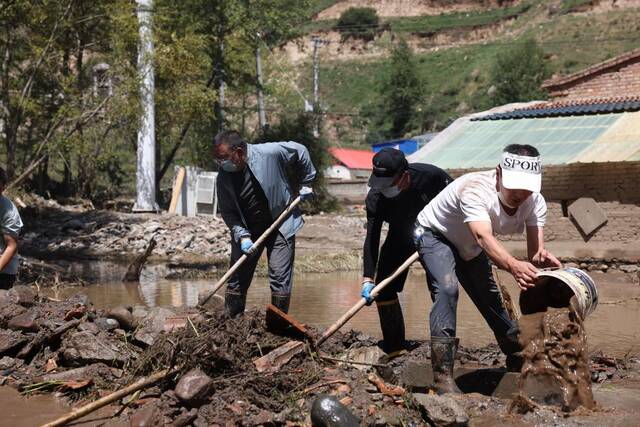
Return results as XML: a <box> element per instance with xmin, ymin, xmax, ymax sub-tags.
<box><xmin>224</xmin><ymin>290</ymin><xmax>246</xmax><ymax>318</ymax></box>
<box><xmin>506</xmin><ymin>353</ymin><xmax>524</xmax><ymax>372</ymax></box>
<box><xmin>266</xmin><ymin>293</ymin><xmax>291</xmax><ymax>332</ymax></box>
<box><xmin>376</xmin><ymin>299</ymin><xmax>407</xmax><ymax>356</ymax></box>
<box><xmin>311</xmin><ymin>395</ymin><xmax>360</xmax><ymax>427</ymax></box>
<box><xmin>431</xmin><ymin>336</ymin><xmax>462</xmax><ymax>395</ymax></box>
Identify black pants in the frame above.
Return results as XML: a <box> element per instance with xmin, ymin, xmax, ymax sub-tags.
<box><xmin>0</xmin><ymin>274</ymin><xmax>17</xmax><ymax>290</ymax></box>
<box><xmin>375</xmin><ymin>232</ymin><xmax>417</xmax><ymax>302</ymax></box>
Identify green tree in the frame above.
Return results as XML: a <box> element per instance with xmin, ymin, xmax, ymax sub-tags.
<box><xmin>335</xmin><ymin>7</ymin><xmax>379</xmax><ymax>41</ymax></box>
<box><xmin>255</xmin><ymin>113</ymin><xmax>336</xmax><ymax>213</ymax></box>
<box><xmin>364</xmin><ymin>39</ymin><xmax>424</xmax><ymax>142</ymax></box>
<box><xmin>489</xmin><ymin>38</ymin><xmax>549</xmax><ymax>105</ymax></box>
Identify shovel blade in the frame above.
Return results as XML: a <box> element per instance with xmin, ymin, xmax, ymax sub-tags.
<box><xmin>265</xmin><ymin>304</ymin><xmax>311</xmax><ymax>338</ymax></box>
<box><xmin>254</xmin><ymin>340</ymin><xmax>305</xmax><ymax>373</ymax></box>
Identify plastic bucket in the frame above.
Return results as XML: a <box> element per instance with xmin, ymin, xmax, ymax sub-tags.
<box><xmin>522</xmin><ymin>267</ymin><xmax>598</xmax><ymax>320</ymax></box>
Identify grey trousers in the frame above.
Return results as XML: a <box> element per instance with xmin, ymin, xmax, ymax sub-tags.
<box><xmin>226</xmin><ymin>232</ymin><xmax>295</xmax><ymax>296</ymax></box>
<box><xmin>415</xmin><ymin>226</ymin><xmax>519</xmax><ymax>355</ymax></box>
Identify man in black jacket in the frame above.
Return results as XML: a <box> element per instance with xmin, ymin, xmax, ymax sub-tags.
<box><xmin>361</xmin><ymin>148</ymin><xmax>451</xmax><ymax>357</ymax></box>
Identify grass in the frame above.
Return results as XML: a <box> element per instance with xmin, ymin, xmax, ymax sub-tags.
<box><xmin>557</xmin><ymin>0</ymin><xmax>595</xmax><ymax>15</ymax></box>
<box><xmin>302</xmin><ymin>1</ymin><xmax>534</xmax><ymax>34</ymax></box>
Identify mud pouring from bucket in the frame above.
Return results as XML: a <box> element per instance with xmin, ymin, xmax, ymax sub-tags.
<box><xmin>515</xmin><ymin>267</ymin><xmax>599</xmax><ymax>412</ymax></box>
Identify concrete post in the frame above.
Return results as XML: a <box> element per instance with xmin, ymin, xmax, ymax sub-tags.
<box><xmin>133</xmin><ymin>0</ymin><xmax>159</xmax><ymax>212</ymax></box>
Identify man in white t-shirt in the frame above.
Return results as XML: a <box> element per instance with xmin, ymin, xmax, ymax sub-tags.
<box><xmin>414</xmin><ymin>144</ymin><xmax>561</xmax><ymax>394</ymax></box>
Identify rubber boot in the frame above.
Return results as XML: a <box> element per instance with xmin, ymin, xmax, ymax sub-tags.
<box><xmin>224</xmin><ymin>290</ymin><xmax>247</xmax><ymax>318</ymax></box>
<box><xmin>376</xmin><ymin>299</ymin><xmax>406</xmax><ymax>358</ymax></box>
<box><xmin>266</xmin><ymin>293</ymin><xmax>291</xmax><ymax>332</ymax></box>
<box><xmin>430</xmin><ymin>336</ymin><xmax>462</xmax><ymax>395</ymax></box>
<box><xmin>499</xmin><ymin>325</ymin><xmax>524</xmax><ymax>372</ymax></box>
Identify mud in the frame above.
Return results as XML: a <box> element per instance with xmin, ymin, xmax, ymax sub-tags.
<box><xmin>517</xmin><ymin>276</ymin><xmax>595</xmax><ymax>412</ymax></box>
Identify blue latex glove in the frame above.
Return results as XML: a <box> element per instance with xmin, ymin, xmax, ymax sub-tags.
<box><xmin>240</xmin><ymin>238</ymin><xmax>255</xmax><ymax>255</ymax></box>
<box><xmin>361</xmin><ymin>280</ymin><xmax>375</xmax><ymax>305</ymax></box>
<box><xmin>300</xmin><ymin>186</ymin><xmax>314</xmax><ymax>201</ymax></box>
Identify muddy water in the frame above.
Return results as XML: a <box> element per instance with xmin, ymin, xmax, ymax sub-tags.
<box><xmin>41</xmin><ymin>264</ymin><xmax>640</xmax><ymax>357</ymax></box>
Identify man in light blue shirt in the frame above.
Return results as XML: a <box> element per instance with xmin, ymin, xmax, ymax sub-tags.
<box><xmin>0</xmin><ymin>168</ymin><xmax>23</xmax><ymax>288</ymax></box>
<box><xmin>214</xmin><ymin>130</ymin><xmax>316</xmax><ymax>321</ymax></box>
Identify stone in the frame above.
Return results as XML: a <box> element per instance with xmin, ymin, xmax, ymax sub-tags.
<box><xmin>197</xmin><ymin>291</ymin><xmax>224</xmax><ymax>312</ymax></box>
<box><xmin>38</xmin><ymin>363</ymin><xmax>112</xmax><ymax>382</ymax></box>
<box><xmin>78</xmin><ymin>322</ymin><xmax>100</xmax><ymax>335</ymax></box>
<box><xmin>7</xmin><ymin>286</ymin><xmax>36</xmax><ymax>306</ymax></box>
<box><xmin>175</xmin><ymin>368</ymin><xmax>213</xmax><ymax>406</ymax></box>
<box><xmin>170</xmin><ymin>409</ymin><xmax>198</xmax><ymax>427</ymax></box>
<box><xmin>0</xmin><ymin>330</ymin><xmax>28</xmax><ymax>356</ymax></box>
<box><xmin>0</xmin><ymin>356</ymin><xmax>24</xmax><ymax>370</ymax></box>
<box><xmin>107</xmin><ymin>306</ymin><xmax>136</xmax><ymax>330</ymax></box>
<box><xmin>340</xmin><ymin>346</ymin><xmax>385</xmax><ymax>371</ymax></box>
<box><xmin>412</xmin><ymin>393</ymin><xmax>469</xmax><ymax>427</ymax></box>
<box><xmin>250</xmin><ymin>410</ymin><xmax>275</xmax><ymax>425</ymax></box>
<box><xmin>310</xmin><ymin>395</ymin><xmax>360</xmax><ymax>427</ymax></box>
<box><xmin>62</xmin><ymin>331</ymin><xmax>129</xmax><ymax>367</ymax></box>
<box><xmin>8</xmin><ymin>309</ymin><xmax>39</xmax><ymax>332</ymax></box>
<box><xmin>401</xmin><ymin>360</ymin><xmax>433</xmax><ymax>388</ymax></box>
<box><xmin>130</xmin><ymin>402</ymin><xmax>160</xmax><ymax>427</ymax></box>
<box><xmin>619</xmin><ymin>264</ymin><xmax>639</xmax><ymax>273</ymax></box>
<box><xmin>95</xmin><ymin>317</ymin><xmax>119</xmax><ymax>331</ymax></box>
<box><xmin>134</xmin><ymin>307</ymin><xmax>175</xmax><ymax>346</ymax></box>
<box><xmin>67</xmin><ymin>293</ymin><xmax>91</xmax><ymax>308</ymax></box>
<box><xmin>568</xmin><ymin>198</ymin><xmax>607</xmax><ymax>237</ymax></box>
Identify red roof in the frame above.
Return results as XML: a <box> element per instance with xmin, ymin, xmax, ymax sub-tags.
<box><xmin>328</xmin><ymin>147</ymin><xmax>374</xmax><ymax>170</ymax></box>
<box><xmin>516</xmin><ymin>94</ymin><xmax>640</xmax><ymax>111</ymax></box>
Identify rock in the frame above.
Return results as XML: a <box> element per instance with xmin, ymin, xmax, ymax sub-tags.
<box><xmin>134</xmin><ymin>307</ymin><xmax>175</xmax><ymax>346</ymax></box>
<box><xmin>38</xmin><ymin>363</ymin><xmax>112</xmax><ymax>382</ymax></box>
<box><xmin>67</xmin><ymin>293</ymin><xmax>91</xmax><ymax>308</ymax></box>
<box><xmin>7</xmin><ymin>286</ymin><xmax>36</xmax><ymax>306</ymax></box>
<box><xmin>107</xmin><ymin>307</ymin><xmax>136</xmax><ymax>330</ymax></box>
<box><xmin>0</xmin><ymin>356</ymin><xmax>24</xmax><ymax>370</ymax></box>
<box><xmin>412</xmin><ymin>393</ymin><xmax>469</xmax><ymax>427</ymax></box>
<box><xmin>170</xmin><ymin>408</ymin><xmax>198</xmax><ymax>427</ymax></box>
<box><xmin>78</xmin><ymin>322</ymin><xmax>100</xmax><ymax>334</ymax></box>
<box><xmin>0</xmin><ymin>330</ymin><xmax>28</xmax><ymax>356</ymax></box>
<box><xmin>619</xmin><ymin>264</ymin><xmax>638</xmax><ymax>273</ymax></box>
<box><xmin>197</xmin><ymin>291</ymin><xmax>224</xmax><ymax>312</ymax></box>
<box><xmin>62</xmin><ymin>331</ymin><xmax>129</xmax><ymax>367</ymax></box>
<box><xmin>8</xmin><ymin>309</ymin><xmax>39</xmax><ymax>332</ymax></box>
<box><xmin>310</xmin><ymin>395</ymin><xmax>360</xmax><ymax>427</ymax></box>
<box><xmin>130</xmin><ymin>402</ymin><xmax>160</xmax><ymax>427</ymax></box>
<box><xmin>95</xmin><ymin>317</ymin><xmax>119</xmax><ymax>331</ymax></box>
<box><xmin>175</xmin><ymin>369</ymin><xmax>213</xmax><ymax>406</ymax></box>
<box><xmin>341</xmin><ymin>346</ymin><xmax>385</xmax><ymax>371</ymax></box>
<box><xmin>251</xmin><ymin>410</ymin><xmax>275</xmax><ymax>425</ymax></box>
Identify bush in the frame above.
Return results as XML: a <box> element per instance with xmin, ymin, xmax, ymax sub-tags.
<box><xmin>335</xmin><ymin>7</ymin><xmax>380</xmax><ymax>41</ymax></box>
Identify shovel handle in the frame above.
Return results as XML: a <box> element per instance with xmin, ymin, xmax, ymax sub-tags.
<box><xmin>208</xmin><ymin>196</ymin><xmax>303</xmax><ymax>297</ymax></box>
<box><xmin>317</xmin><ymin>252</ymin><xmax>420</xmax><ymax>346</ymax></box>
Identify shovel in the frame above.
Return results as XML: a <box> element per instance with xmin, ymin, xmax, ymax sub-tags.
<box><xmin>254</xmin><ymin>252</ymin><xmax>420</xmax><ymax>372</ymax></box>
<box><xmin>201</xmin><ymin>196</ymin><xmax>302</xmax><ymax>306</ymax></box>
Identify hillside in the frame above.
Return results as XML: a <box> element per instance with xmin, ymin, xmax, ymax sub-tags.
<box><xmin>266</xmin><ymin>0</ymin><xmax>640</xmax><ymax>146</ymax></box>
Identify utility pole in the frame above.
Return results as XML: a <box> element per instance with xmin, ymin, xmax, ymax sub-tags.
<box><xmin>311</xmin><ymin>37</ymin><xmax>329</xmax><ymax>137</ymax></box>
<box><xmin>133</xmin><ymin>0</ymin><xmax>159</xmax><ymax>212</ymax></box>
<box><xmin>255</xmin><ymin>39</ymin><xmax>267</xmax><ymax>131</ymax></box>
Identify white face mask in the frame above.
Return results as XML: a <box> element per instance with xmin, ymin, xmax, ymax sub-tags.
<box><xmin>498</xmin><ymin>191</ymin><xmax>517</xmax><ymax>209</ymax></box>
<box><xmin>381</xmin><ymin>185</ymin><xmax>402</xmax><ymax>199</ymax></box>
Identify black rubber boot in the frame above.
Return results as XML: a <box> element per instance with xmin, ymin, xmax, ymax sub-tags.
<box><xmin>430</xmin><ymin>336</ymin><xmax>462</xmax><ymax>395</ymax></box>
<box><xmin>271</xmin><ymin>293</ymin><xmax>291</xmax><ymax>313</ymax></box>
<box><xmin>266</xmin><ymin>293</ymin><xmax>291</xmax><ymax>332</ymax></box>
<box><xmin>224</xmin><ymin>290</ymin><xmax>247</xmax><ymax>318</ymax></box>
<box><xmin>498</xmin><ymin>325</ymin><xmax>524</xmax><ymax>372</ymax></box>
<box><xmin>376</xmin><ymin>299</ymin><xmax>406</xmax><ymax>358</ymax></box>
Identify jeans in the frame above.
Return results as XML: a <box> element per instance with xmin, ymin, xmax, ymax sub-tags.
<box><xmin>226</xmin><ymin>231</ymin><xmax>295</xmax><ymax>297</ymax></box>
<box><xmin>414</xmin><ymin>225</ymin><xmax>519</xmax><ymax>355</ymax></box>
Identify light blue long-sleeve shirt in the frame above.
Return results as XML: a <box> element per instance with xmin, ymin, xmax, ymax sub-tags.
<box><xmin>216</xmin><ymin>141</ymin><xmax>316</xmax><ymax>243</ymax></box>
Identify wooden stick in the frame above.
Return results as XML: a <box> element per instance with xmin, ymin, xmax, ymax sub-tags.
<box><xmin>40</xmin><ymin>368</ymin><xmax>176</xmax><ymax>427</ymax></box>
<box><xmin>317</xmin><ymin>252</ymin><xmax>419</xmax><ymax>346</ymax></box>
<box><xmin>168</xmin><ymin>167</ymin><xmax>186</xmax><ymax>214</ymax></box>
<box><xmin>201</xmin><ymin>196</ymin><xmax>302</xmax><ymax>306</ymax></box>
